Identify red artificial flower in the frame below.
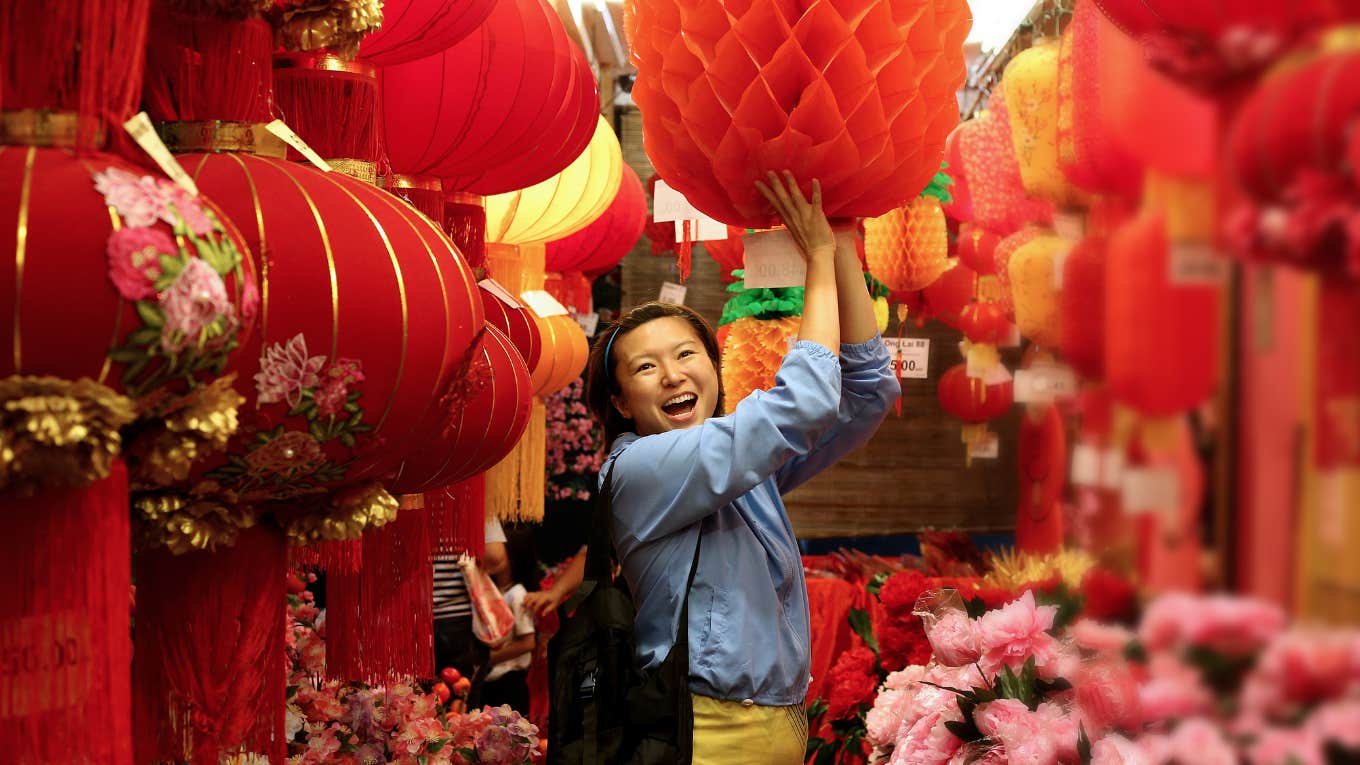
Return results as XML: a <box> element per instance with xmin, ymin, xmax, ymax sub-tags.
<box><xmin>826</xmin><ymin>646</ymin><xmax>880</xmax><ymax>720</ymax></box>
<box><xmin>877</xmin><ymin>617</ymin><xmax>933</xmax><ymax>672</ymax></box>
<box><xmin>1080</xmin><ymin>567</ymin><xmax>1138</xmax><ymax>623</ymax></box>
<box><xmin>879</xmin><ymin>570</ymin><xmax>933</xmax><ymax>615</ymax></box>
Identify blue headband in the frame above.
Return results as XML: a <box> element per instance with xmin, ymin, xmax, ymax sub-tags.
<box><xmin>603</xmin><ymin>326</ymin><xmax>621</xmax><ymax>370</ymax></box>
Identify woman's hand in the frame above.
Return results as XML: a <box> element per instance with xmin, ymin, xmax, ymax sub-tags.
<box><xmin>755</xmin><ymin>171</ymin><xmax>835</xmax><ymax>262</ymax></box>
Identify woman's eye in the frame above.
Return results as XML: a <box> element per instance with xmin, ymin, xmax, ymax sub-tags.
<box><xmin>679</xmin><ymin>350</ymin><xmax>695</xmax><ymax>358</ymax></box>
<box><xmin>635</xmin><ymin>363</ymin><xmax>654</xmax><ymax>373</ymax></box>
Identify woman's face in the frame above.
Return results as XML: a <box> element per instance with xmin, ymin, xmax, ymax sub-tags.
<box><xmin>610</xmin><ymin>316</ymin><xmax>720</xmax><ymax>437</ymax></box>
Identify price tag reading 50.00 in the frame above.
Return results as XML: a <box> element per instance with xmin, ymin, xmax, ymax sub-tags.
<box><xmin>883</xmin><ymin>337</ymin><xmax>929</xmax><ymax>379</ymax></box>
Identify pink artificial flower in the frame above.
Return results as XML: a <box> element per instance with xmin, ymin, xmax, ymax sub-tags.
<box><xmin>1249</xmin><ymin>726</ymin><xmax>1325</xmax><ymax>765</ymax></box>
<box><xmin>1140</xmin><ymin>593</ymin><xmax>1285</xmax><ymax>656</ymax></box>
<box><xmin>1035</xmin><ymin>702</ymin><xmax>1081</xmax><ymax>763</ymax></box>
<box><xmin>93</xmin><ymin>167</ymin><xmax>163</xmax><ymax>228</ymax></box>
<box><xmin>1076</xmin><ymin>660</ymin><xmax>1140</xmax><ymax>734</ymax></box>
<box><xmin>315</xmin><ymin>358</ymin><xmax>364</xmax><ymax>418</ymax></box>
<box><xmin>887</xmin><ymin>710</ymin><xmax>964</xmax><ymax>765</ymax></box>
<box><xmin>1168</xmin><ymin>718</ymin><xmax>1236</xmax><ymax>765</ymax></box>
<box><xmin>973</xmin><ymin>699</ymin><xmax>1058</xmax><ymax>765</ymax></box>
<box><xmin>256</xmin><ymin>333</ymin><xmax>326</xmax><ymax>408</ymax></box>
<box><xmin>975</xmin><ymin>591</ymin><xmax>1061</xmax><ymax>679</ymax></box>
<box><xmin>1089</xmin><ymin>734</ymin><xmax>1150</xmax><ymax>765</ymax></box>
<box><xmin>1138</xmin><ymin>653</ymin><xmax>1214</xmax><ymax>724</ymax></box>
<box><xmin>106</xmin><ymin>226</ymin><xmax>174</xmax><ymax>301</ymax></box>
<box><xmin>159</xmin><ymin>258</ymin><xmax>235</xmax><ymax>353</ymax></box>
<box><xmin>866</xmin><ymin>688</ymin><xmax>910</xmax><ymax>747</ymax></box>
<box><xmin>155</xmin><ymin>181</ymin><xmax>215</xmax><ymax>236</ymax></box>
<box><xmin>883</xmin><ymin>664</ymin><xmax>929</xmax><ymax>692</ymax></box>
<box><xmin>1309</xmin><ymin>699</ymin><xmax>1360</xmax><ymax>750</ymax></box>
<box><xmin>1244</xmin><ymin>629</ymin><xmax>1359</xmax><ymax>716</ymax></box>
<box><xmin>927</xmin><ymin>610</ymin><xmax>982</xmax><ymax>667</ymax></box>
<box><xmin>1071</xmin><ymin>619</ymin><xmax>1136</xmax><ymax>655</ymax></box>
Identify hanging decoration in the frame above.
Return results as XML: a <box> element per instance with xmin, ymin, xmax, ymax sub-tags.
<box><xmin>957</xmin><ymin>88</ymin><xmax>1054</xmax><ymax>237</ymax></box>
<box><xmin>1016</xmin><ymin>402</ymin><xmax>1067</xmax><ymax>554</ymax></box>
<box><xmin>268</xmin><ymin>0</ymin><xmax>382</xmax><ymax>59</ymax></box>
<box><xmin>357</xmin><ymin>0</ymin><xmax>497</xmax><ymax>65</ymax></box>
<box><xmin>718</xmin><ymin>273</ymin><xmax>804</xmax><ymax>407</ymax></box>
<box><xmin>272</xmin><ymin>54</ymin><xmax>381</xmax><ymax>176</ymax></box>
<box><xmin>1008</xmin><ymin>231</ymin><xmax>1066</xmax><ymax>350</ymax></box>
<box><xmin>545</xmin><ymin>163</ymin><xmax>647</xmax><ymax>312</ymax></box>
<box><xmin>957</xmin><ymin>223</ymin><xmax>1000</xmax><ymax>276</ymax></box>
<box><xmin>378</xmin><ymin>0</ymin><xmax>599</xmax><ymax>195</ymax></box>
<box><xmin>627</xmin><ymin>0</ymin><xmax>971</xmax><ymax>227</ymax></box>
<box><xmin>992</xmin><ymin>226</ymin><xmax>1044</xmax><ymax>320</ymax></box>
<box><xmin>864</xmin><ymin>169</ymin><xmax>954</xmax><ymax>294</ymax></box>
<box><xmin>1058</xmin><ymin>0</ymin><xmax>1142</xmax><ymax>199</ymax></box>
<box><xmin>1003</xmin><ymin>40</ymin><xmax>1089</xmax><ymax>210</ymax></box>
<box><xmin>941</xmin><ymin>124</ymin><xmax>973</xmax><ymax>223</ymax></box>
<box><xmin>1061</xmin><ymin>234</ymin><xmax>1109</xmax><ymax>380</ymax></box>
<box><xmin>918</xmin><ymin>258</ymin><xmax>978</xmax><ymax>330</ymax></box>
<box><xmin>937</xmin><ymin>362</ymin><xmax>1013</xmax><ymax>459</ymax></box>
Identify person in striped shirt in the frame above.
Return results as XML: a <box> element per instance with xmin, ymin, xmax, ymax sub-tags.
<box><xmin>433</xmin><ymin>517</ymin><xmax>507</xmax><ymax>707</ymax></box>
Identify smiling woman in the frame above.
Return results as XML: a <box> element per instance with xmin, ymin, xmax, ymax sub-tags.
<box><xmin>571</xmin><ymin>173</ymin><xmax>900</xmax><ymax>763</ymax></box>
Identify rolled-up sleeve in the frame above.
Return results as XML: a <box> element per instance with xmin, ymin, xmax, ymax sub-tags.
<box><xmin>608</xmin><ymin>340</ymin><xmax>842</xmax><ymax>543</ymax></box>
<box><xmin>774</xmin><ymin>334</ymin><xmax>899</xmax><ymax>493</ymax></box>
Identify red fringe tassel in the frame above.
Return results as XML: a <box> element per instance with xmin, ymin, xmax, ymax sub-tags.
<box><xmin>0</xmin><ymin>461</ymin><xmax>133</xmax><ymax>765</ymax></box>
<box><xmin>427</xmin><ymin>474</ymin><xmax>486</xmax><ymax>558</ymax></box>
<box><xmin>133</xmin><ymin>526</ymin><xmax>286</xmax><ymax>765</ymax></box>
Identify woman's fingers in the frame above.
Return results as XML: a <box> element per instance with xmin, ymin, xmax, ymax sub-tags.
<box><xmin>783</xmin><ymin>170</ymin><xmax>809</xmax><ymax>209</ymax></box>
<box><xmin>766</xmin><ymin>170</ymin><xmax>796</xmax><ymax>215</ymax></box>
<box><xmin>754</xmin><ymin>179</ymin><xmax>784</xmax><ymax>218</ymax></box>
<box><xmin>810</xmin><ymin>179</ymin><xmax>823</xmax><ymax>211</ymax></box>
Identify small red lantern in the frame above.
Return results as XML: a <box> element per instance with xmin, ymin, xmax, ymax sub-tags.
<box><xmin>958</xmin><ymin>302</ymin><xmax>1010</xmax><ymax>345</ymax></box>
<box><xmin>958</xmin><ymin>223</ymin><xmax>1000</xmax><ymax>276</ymax></box>
<box><xmin>628</xmin><ymin>0</ymin><xmax>970</xmax><ymax>227</ymax></box>
<box><xmin>481</xmin><ymin>284</ymin><xmax>544</xmax><ymax>374</ymax></box>
<box><xmin>938</xmin><ymin>363</ymin><xmax>1013</xmax><ymax>423</ymax></box>
<box><xmin>379</xmin><ymin>0</ymin><xmax>598</xmax><ymax>195</ymax></box>
<box><xmin>920</xmin><ymin>259</ymin><xmax>977</xmax><ymax>329</ymax></box>
<box><xmin>358</xmin><ymin>0</ymin><xmax>497</xmax><ymax>65</ymax></box>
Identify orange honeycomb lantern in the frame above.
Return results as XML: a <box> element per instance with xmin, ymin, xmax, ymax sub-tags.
<box><xmin>627</xmin><ymin>0</ymin><xmax>971</xmax><ymax>227</ymax></box>
<box><xmin>864</xmin><ymin>196</ymin><xmax>950</xmax><ymax>294</ymax></box>
<box><xmin>720</xmin><ymin>315</ymin><xmax>802</xmax><ymax>407</ymax></box>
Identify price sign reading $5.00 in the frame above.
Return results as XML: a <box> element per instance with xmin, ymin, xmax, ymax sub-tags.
<box><xmin>883</xmin><ymin>337</ymin><xmax>929</xmax><ymax>379</ymax></box>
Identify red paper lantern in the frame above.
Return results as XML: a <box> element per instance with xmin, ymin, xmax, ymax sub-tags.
<box><xmin>627</xmin><ymin>0</ymin><xmax>971</xmax><ymax>227</ymax></box>
<box><xmin>481</xmin><ymin>284</ymin><xmax>543</xmax><ymax>373</ymax></box>
<box><xmin>937</xmin><ymin>362</ymin><xmax>1013</xmax><ymax>423</ymax></box>
<box><xmin>1061</xmin><ymin>235</ymin><xmax>1108</xmax><ymax>379</ymax></box>
<box><xmin>942</xmin><ymin>124</ymin><xmax>973</xmax><ymax>223</ymax></box>
<box><xmin>389</xmin><ymin>322</ymin><xmax>533</xmax><ymax>492</ymax></box>
<box><xmin>0</xmin><ymin>148</ymin><xmax>256</xmax><ymax>398</ymax></box>
<box><xmin>1227</xmin><ymin>52</ymin><xmax>1360</xmax><ymax>201</ymax></box>
<box><xmin>1016</xmin><ymin>404</ymin><xmax>1066</xmax><ymax>554</ymax></box>
<box><xmin>546</xmin><ymin>164</ymin><xmax>646</xmax><ymax>276</ymax></box>
<box><xmin>379</xmin><ymin>0</ymin><xmax>599</xmax><ymax>195</ymax></box>
<box><xmin>958</xmin><ymin>89</ymin><xmax>1054</xmax><ymax>236</ymax></box>
<box><xmin>1058</xmin><ymin>0</ymin><xmax>1142</xmax><ymax>198</ymax></box>
<box><xmin>176</xmin><ymin>152</ymin><xmax>483</xmax><ymax>503</ymax></box>
<box><xmin>958</xmin><ymin>222</ymin><xmax>1000</xmax><ymax>275</ymax></box>
<box><xmin>358</xmin><ymin>0</ymin><xmax>497</xmax><ymax>65</ymax></box>
<box><xmin>958</xmin><ymin>302</ymin><xmax>1010</xmax><ymax>345</ymax></box>
<box><xmin>920</xmin><ymin>259</ymin><xmax>976</xmax><ymax>329</ymax></box>
<box><xmin>1106</xmin><ymin>211</ymin><xmax>1220</xmax><ymax>417</ymax></box>
<box><xmin>1092</xmin><ymin>0</ymin><xmax>1338</xmax><ymax>86</ymax></box>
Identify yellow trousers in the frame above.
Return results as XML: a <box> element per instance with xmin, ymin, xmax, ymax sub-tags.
<box><xmin>691</xmin><ymin>694</ymin><xmax>808</xmax><ymax>765</ymax></box>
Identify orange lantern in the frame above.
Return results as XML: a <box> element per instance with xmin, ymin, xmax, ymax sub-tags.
<box><xmin>864</xmin><ymin>173</ymin><xmax>952</xmax><ymax>294</ymax></box>
<box><xmin>721</xmin><ymin>316</ymin><xmax>802</xmax><ymax>408</ymax></box>
<box><xmin>627</xmin><ymin>0</ymin><xmax>971</xmax><ymax>227</ymax></box>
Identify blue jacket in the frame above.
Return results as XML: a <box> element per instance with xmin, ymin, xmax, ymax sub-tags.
<box><xmin>602</xmin><ymin>336</ymin><xmax>898</xmax><ymax>706</ymax></box>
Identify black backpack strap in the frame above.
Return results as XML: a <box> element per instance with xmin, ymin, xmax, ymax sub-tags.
<box><xmin>561</xmin><ymin>459</ymin><xmax>618</xmax><ymax>616</ymax></box>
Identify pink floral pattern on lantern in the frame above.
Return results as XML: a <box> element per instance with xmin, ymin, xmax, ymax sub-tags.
<box><xmin>159</xmin><ymin>258</ymin><xmax>235</xmax><ymax>353</ymax></box>
<box><xmin>106</xmin><ymin>226</ymin><xmax>174</xmax><ymax>300</ymax></box>
<box><xmin>256</xmin><ymin>334</ymin><xmax>327</xmax><ymax>408</ymax></box>
<box><xmin>93</xmin><ymin>167</ymin><xmax>164</xmax><ymax>228</ymax></box>
<box><xmin>155</xmin><ymin>182</ymin><xmax>215</xmax><ymax>236</ymax></box>
<box><xmin>245</xmin><ymin>430</ymin><xmax>324</xmax><ymax>477</ymax></box>
<box><xmin>315</xmin><ymin>358</ymin><xmax>365</xmax><ymax>418</ymax></box>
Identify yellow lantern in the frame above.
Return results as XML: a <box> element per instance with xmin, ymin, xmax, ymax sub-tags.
<box><xmin>1008</xmin><ymin>232</ymin><xmax>1066</xmax><ymax>349</ymax></box>
<box><xmin>1003</xmin><ymin>41</ymin><xmax>1088</xmax><ymax>209</ymax></box>
<box><xmin>484</xmin><ymin>116</ymin><xmax>624</xmax><ymax>245</ymax></box>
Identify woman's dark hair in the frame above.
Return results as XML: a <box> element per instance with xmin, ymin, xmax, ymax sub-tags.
<box><xmin>585</xmin><ymin>301</ymin><xmax>725</xmax><ymax>446</ymax></box>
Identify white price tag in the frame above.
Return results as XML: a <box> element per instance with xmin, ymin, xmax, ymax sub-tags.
<box><xmin>519</xmin><ymin>290</ymin><xmax>569</xmax><ymax>317</ymax></box>
<box><xmin>1013</xmin><ymin>364</ymin><xmax>1078</xmax><ymax>404</ymax></box>
<box><xmin>265</xmin><ymin>119</ymin><xmax>333</xmax><ymax>172</ymax></box>
<box><xmin>123</xmin><ymin>112</ymin><xmax>199</xmax><ymax>196</ymax></box>
<box><xmin>1070</xmin><ymin>443</ymin><xmax>1101</xmax><ymax>487</ymax></box>
<box><xmin>1002</xmin><ymin>322</ymin><xmax>1022</xmax><ymax>348</ymax></box>
<box><xmin>1053</xmin><ymin>246</ymin><xmax>1070</xmax><ymax>289</ymax></box>
<box><xmin>1121</xmin><ymin>467</ymin><xmax>1179</xmax><ymax>515</ymax></box>
<box><xmin>478</xmin><ymin>278</ymin><xmax>523</xmax><ymax>309</ymax></box>
<box><xmin>742</xmin><ymin>229</ymin><xmax>806</xmax><ymax>289</ymax></box>
<box><xmin>652</xmin><ymin>179</ymin><xmax>701</xmax><ymax>222</ymax></box>
<box><xmin>675</xmin><ymin>214</ymin><xmax>728</xmax><ymax>242</ymax></box>
<box><xmin>984</xmin><ymin>363</ymin><xmax>1013</xmax><ymax>386</ymax></box>
<box><xmin>1100</xmin><ymin>448</ymin><xmax>1125</xmax><ymax>490</ymax></box>
<box><xmin>968</xmin><ymin>432</ymin><xmax>1000</xmax><ymax>460</ymax></box>
<box><xmin>884</xmin><ymin>337</ymin><xmax>930</xmax><ymax>379</ymax></box>
<box><xmin>1169</xmin><ymin>240</ymin><xmax>1230</xmax><ymax>286</ymax></box>
<box><xmin>573</xmin><ymin>311</ymin><xmax>600</xmax><ymax>336</ymax></box>
<box><xmin>658</xmin><ymin>281</ymin><xmax>687</xmax><ymax>304</ymax></box>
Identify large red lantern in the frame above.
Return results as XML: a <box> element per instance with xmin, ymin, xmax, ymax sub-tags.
<box><xmin>546</xmin><ymin>164</ymin><xmax>647</xmax><ymax>276</ymax></box>
<box><xmin>627</xmin><ymin>0</ymin><xmax>971</xmax><ymax>227</ymax></box>
<box><xmin>1061</xmin><ymin>235</ymin><xmax>1108</xmax><ymax>380</ymax></box>
<box><xmin>1106</xmin><ymin>192</ymin><xmax>1220</xmax><ymax>417</ymax></box>
<box><xmin>379</xmin><ymin>0</ymin><xmax>599</xmax><ymax>195</ymax></box>
<box><xmin>389</xmin><ymin>322</ymin><xmax>533</xmax><ymax>492</ymax></box>
<box><xmin>1058</xmin><ymin>0</ymin><xmax>1141</xmax><ymax>199</ymax></box>
<box><xmin>942</xmin><ymin>124</ymin><xmax>973</xmax><ymax>223</ymax></box>
<box><xmin>358</xmin><ymin>0</ymin><xmax>497</xmax><ymax>65</ymax></box>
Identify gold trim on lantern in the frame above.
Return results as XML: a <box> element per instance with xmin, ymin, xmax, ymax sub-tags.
<box><xmin>398</xmin><ymin>493</ymin><xmax>426</xmax><ymax>510</ymax></box>
<box><xmin>282</xmin><ymin>482</ymin><xmax>399</xmax><ymax>546</ymax></box>
<box><xmin>134</xmin><ymin>493</ymin><xmax>255</xmax><ymax>555</ymax></box>
<box><xmin>0</xmin><ymin>376</ymin><xmax>136</xmax><ymax>495</ymax></box>
<box><xmin>0</xmin><ymin>110</ymin><xmax>103</xmax><ymax>148</ymax></box>
<box><xmin>382</xmin><ymin>174</ymin><xmax>442</xmax><ymax>192</ymax></box>
<box><xmin>126</xmin><ymin>376</ymin><xmax>246</xmax><ymax>489</ymax></box>
<box><xmin>156</xmin><ymin>121</ymin><xmax>288</xmax><ymax>158</ymax></box>
<box><xmin>326</xmin><ymin>158</ymin><xmax>378</xmax><ymax>185</ymax></box>
<box><xmin>445</xmin><ymin>191</ymin><xmax>485</xmax><ymax>206</ymax></box>
<box><xmin>273</xmin><ymin>52</ymin><xmax>377</xmax><ymax>79</ymax></box>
